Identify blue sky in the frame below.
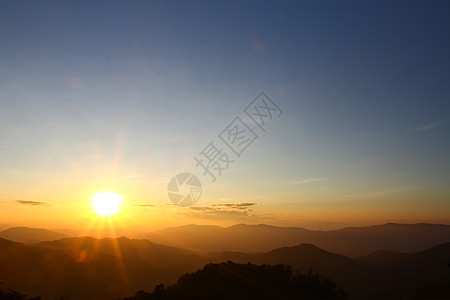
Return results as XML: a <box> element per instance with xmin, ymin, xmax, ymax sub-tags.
<box><xmin>0</xmin><ymin>1</ymin><xmax>449</xmax><ymax>229</ymax></box>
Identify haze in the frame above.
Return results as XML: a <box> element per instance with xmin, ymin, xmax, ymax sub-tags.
<box><xmin>1</xmin><ymin>2</ymin><xmax>450</xmax><ymax>300</ymax></box>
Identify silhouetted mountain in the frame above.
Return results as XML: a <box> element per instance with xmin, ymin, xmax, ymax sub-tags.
<box><xmin>147</xmin><ymin>223</ymin><xmax>450</xmax><ymax>257</ymax></box>
<box><xmin>207</xmin><ymin>242</ymin><xmax>450</xmax><ymax>300</ymax></box>
<box><xmin>357</xmin><ymin>250</ymin><xmax>409</xmax><ymax>263</ymax></box>
<box><xmin>1</xmin><ymin>234</ymin><xmax>449</xmax><ymax>299</ymax></box>
<box><xmin>413</xmin><ymin>278</ymin><xmax>450</xmax><ymax>300</ymax></box>
<box><xmin>122</xmin><ymin>261</ymin><xmax>349</xmax><ymax>300</ymax></box>
<box><xmin>0</xmin><ymin>224</ymin><xmax>10</xmax><ymax>232</ymax></box>
<box><xmin>208</xmin><ymin>243</ymin><xmax>369</xmax><ymax>299</ymax></box>
<box><xmin>0</xmin><ymin>237</ymin><xmax>132</xmax><ymax>299</ymax></box>
<box><xmin>0</xmin><ymin>237</ymin><xmax>206</xmax><ymax>300</ymax></box>
<box><xmin>48</xmin><ymin>227</ymin><xmax>148</xmax><ymax>239</ymax></box>
<box><xmin>259</xmin><ymin>244</ymin><xmax>368</xmax><ymax>295</ymax></box>
<box><xmin>324</xmin><ymin>223</ymin><xmax>450</xmax><ymax>258</ymax></box>
<box><xmin>371</xmin><ymin>242</ymin><xmax>450</xmax><ymax>296</ymax></box>
<box><xmin>34</xmin><ymin>236</ymin><xmax>206</xmax><ymax>271</ymax></box>
<box><xmin>0</xmin><ymin>227</ymin><xmax>67</xmax><ymax>244</ymax></box>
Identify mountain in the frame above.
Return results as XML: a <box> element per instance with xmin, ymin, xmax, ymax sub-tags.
<box><xmin>208</xmin><ymin>244</ymin><xmax>369</xmax><ymax>299</ymax></box>
<box><xmin>49</xmin><ymin>227</ymin><xmax>148</xmax><ymax>239</ymax></box>
<box><xmin>357</xmin><ymin>250</ymin><xmax>409</xmax><ymax>264</ymax></box>
<box><xmin>322</xmin><ymin>223</ymin><xmax>450</xmax><ymax>257</ymax></box>
<box><xmin>258</xmin><ymin>244</ymin><xmax>367</xmax><ymax>291</ymax></box>
<box><xmin>0</xmin><ymin>237</ymin><xmax>117</xmax><ymax>299</ymax></box>
<box><xmin>0</xmin><ymin>227</ymin><xmax>67</xmax><ymax>243</ymax></box>
<box><xmin>206</xmin><ymin>242</ymin><xmax>450</xmax><ymax>300</ymax></box>
<box><xmin>0</xmin><ymin>237</ymin><xmax>208</xmax><ymax>300</ymax></box>
<box><xmin>123</xmin><ymin>261</ymin><xmax>349</xmax><ymax>300</ymax></box>
<box><xmin>3</xmin><ymin>223</ymin><xmax>448</xmax><ymax>257</ymax></box>
<box><xmin>0</xmin><ymin>224</ymin><xmax>10</xmax><ymax>232</ymax></box>
<box><xmin>34</xmin><ymin>236</ymin><xmax>206</xmax><ymax>270</ymax></box>
<box><xmin>146</xmin><ymin>223</ymin><xmax>450</xmax><ymax>257</ymax></box>
<box><xmin>1</xmin><ymin>236</ymin><xmax>449</xmax><ymax>299</ymax></box>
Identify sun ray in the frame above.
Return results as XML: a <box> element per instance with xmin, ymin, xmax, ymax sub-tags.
<box><xmin>90</xmin><ymin>192</ymin><xmax>123</xmax><ymax>217</ymax></box>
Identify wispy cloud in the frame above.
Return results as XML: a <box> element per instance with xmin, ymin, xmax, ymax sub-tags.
<box><xmin>417</xmin><ymin>120</ymin><xmax>445</xmax><ymax>130</ymax></box>
<box><xmin>130</xmin><ymin>204</ymin><xmax>155</xmax><ymax>207</ymax></box>
<box><xmin>278</xmin><ymin>178</ymin><xmax>329</xmax><ymax>187</ymax></box>
<box><xmin>182</xmin><ymin>202</ymin><xmax>269</xmax><ymax>221</ymax></box>
<box><xmin>346</xmin><ymin>186</ymin><xmax>420</xmax><ymax>199</ymax></box>
<box><xmin>212</xmin><ymin>202</ymin><xmax>255</xmax><ymax>209</ymax></box>
<box><xmin>16</xmin><ymin>200</ymin><xmax>53</xmax><ymax>206</ymax></box>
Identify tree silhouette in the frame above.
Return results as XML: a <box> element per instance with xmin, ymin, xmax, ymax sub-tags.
<box><xmin>0</xmin><ymin>284</ymin><xmax>41</xmax><ymax>300</ymax></box>
<box><xmin>413</xmin><ymin>262</ymin><xmax>450</xmax><ymax>299</ymax></box>
<box><xmin>123</xmin><ymin>261</ymin><xmax>349</xmax><ymax>300</ymax></box>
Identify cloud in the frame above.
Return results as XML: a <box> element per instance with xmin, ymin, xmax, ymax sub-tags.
<box><xmin>417</xmin><ymin>121</ymin><xmax>445</xmax><ymax>130</ymax></box>
<box><xmin>188</xmin><ymin>207</ymin><xmax>253</xmax><ymax>220</ymax></box>
<box><xmin>212</xmin><ymin>202</ymin><xmax>256</xmax><ymax>209</ymax></box>
<box><xmin>16</xmin><ymin>200</ymin><xmax>53</xmax><ymax>206</ymax></box>
<box><xmin>182</xmin><ymin>202</ymin><xmax>268</xmax><ymax>221</ymax></box>
<box><xmin>130</xmin><ymin>204</ymin><xmax>155</xmax><ymax>207</ymax></box>
<box><xmin>278</xmin><ymin>178</ymin><xmax>329</xmax><ymax>187</ymax></box>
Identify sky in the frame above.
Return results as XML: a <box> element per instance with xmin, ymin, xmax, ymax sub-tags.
<box><xmin>0</xmin><ymin>0</ymin><xmax>449</xmax><ymax>231</ymax></box>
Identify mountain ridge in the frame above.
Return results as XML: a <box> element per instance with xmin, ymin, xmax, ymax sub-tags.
<box><xmin>146</xmin><ymin>222</ymin><xmax>450</xmax><ymax>257</ymax></box>
<box><xmin>0</xmin><ymin>226</ymin><xmax>68</xmax><ymax>244</ymax></box>
<box><xmin>1</xmin><ymin>235</ymin><xmax>449</xmax><ymax>300</ymax></box>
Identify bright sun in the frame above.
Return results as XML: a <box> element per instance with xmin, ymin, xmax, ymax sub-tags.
<box><xmin>90</xmin><ymin>192</ymin><xmax>123</xmax><ymax>217</ymax></box>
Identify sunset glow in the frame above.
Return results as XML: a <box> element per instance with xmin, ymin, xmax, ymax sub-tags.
<box><xmin>90</xmin><ymin>192</ymin><xmax>123</xmax><ymax>217</ymax></box>
<box><xmin>0</xmin><ymin>2</ymin><xmax>449</xmax><ymax>299</ymax></box>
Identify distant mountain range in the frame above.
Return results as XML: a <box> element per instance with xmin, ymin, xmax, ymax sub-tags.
<box><xmin>2</xmin><ymin>223</ymin><xmax>450</xmax><ymax>257</ymax></box>
<box><xmin>146</xmin><ymin>223</ymin><xmax>450</xmax><ymax>257</ymax></box>
<box><xmin>0</xmin><ymin>225</ymin><xmax>449</xmax><ymax>299</ymax></box>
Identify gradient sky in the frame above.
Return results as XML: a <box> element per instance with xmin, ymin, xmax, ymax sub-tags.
<box><xmin>1</xmin><ymin>0</ymin><xmax>449</xmax><ymax>231</ymax></box>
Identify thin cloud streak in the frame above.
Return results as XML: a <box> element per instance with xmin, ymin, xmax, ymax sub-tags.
<box><xmin>182</xmin><ymin>202</ymin><xmax>272</xmax><ymax>221</ymax></box>
<box><xmin>278</xmin><ymin>178</ymin><xmax>329</xmax><ymax>187</ymax></box>
<box><xmin>16</xmin><ymin>200</ymin><xmax>53</xmax><ymax>206</ymax></box>
<box><xmin>212</xmin><ymin>203</ymin><xmax>256</xmax><ymax>209</ymax></box>
<box><xmin>417</xmin><ymin>120</ymin><xmax>445</xmax><ymax>130</ymax></box>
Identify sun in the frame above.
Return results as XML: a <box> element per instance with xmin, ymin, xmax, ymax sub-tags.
<box><xmin>90</xmin><ymin>192</ymin><xmax>123</xmax><ymax>217</ymax></box>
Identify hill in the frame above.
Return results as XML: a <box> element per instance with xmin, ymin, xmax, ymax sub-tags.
<box><xmin>0</xmin><ymin>227</ymin><xmax>67</xmax><ymax>244</ymax></box>
<box><xmin>0</xmin><ymin>229</ymin><xmax>449</xmax><ymax>299</ymax></box>
<box><xmin>0</xmin><ymin>237</ymin><xmax>207</xmax><ymax>300</ymax></box>
<box><xmin>123</xmin><ymin>261</ymin><xmax>349</xmax><ymax>300</ymax></box>
<box><xmin>34</xmin><ymin>236</ymin><xmax>206</xmax><ymax>271</ymax></box>
<box><xmin>206</xmin><ymin>242</ymin><xmax>450</xmax><ymax>300</ymax></box>
<box><xmin>0</xmin><ymin>224</ymin><xmax>10</xmax><ymax>232</ymax></box>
